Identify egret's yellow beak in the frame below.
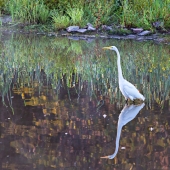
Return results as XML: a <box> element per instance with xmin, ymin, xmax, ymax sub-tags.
<box><xmin>102</xmin><ymin>46</ymin><xmax>112</xmax><ymax>50</ymax></box>
<box><xmin>100</xmin><ymin>156</ymin><xmax>110</xmax><ymax>159</ymax></box>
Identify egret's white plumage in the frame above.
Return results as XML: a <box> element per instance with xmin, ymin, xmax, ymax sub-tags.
<box><xmin>103</xmin><ymin>46</ymin><xmax>145</xmax><ymax>102</ymax></box>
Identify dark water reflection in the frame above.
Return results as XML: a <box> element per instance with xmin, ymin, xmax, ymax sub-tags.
<box><xmin>0</xmin><ymin>34</ymin><xmax>170</xmax><ymax>170</ymax></box>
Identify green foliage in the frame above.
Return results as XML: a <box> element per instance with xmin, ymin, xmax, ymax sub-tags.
<box><xmin>0</xmin><ymin>0</ymin><xmax>5</xmax><ymax>13</ymax></box>
<box><xmin>83</xmin><ymin>0</ymin><xmax>117</xmax><ymax>27</ymax></box>
<box><xmin>3</xmin><ymin>0</ymin><xmax>170</xmax><ymax>30</ymax></box>
<box><xmin>6</xmin><ymin>0</ymin><xmax>50</xmax><ymax>24</ymax></box>
<box><xmin>52</xmin><ymin>11</ymin><xmax>70</xmax><ymax>30</ymax></box>
<box><xmin>67</xmin><ymin>7</ymin><xmax>84</xmax><ymax>26</ymax></box>
<box><xmin>121</xmin><ymin>0</ymin><xmax>170</xmax><ymax>29</ymax></box>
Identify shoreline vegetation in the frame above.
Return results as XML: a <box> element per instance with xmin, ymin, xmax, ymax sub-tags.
<box><xmin>0</xmin><ymin>0</ymin><xmax>170</xmax><ymax>44</ymax></box>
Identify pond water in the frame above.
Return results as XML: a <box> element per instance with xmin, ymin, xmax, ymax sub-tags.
<box><xmin>0</xmin><ymin>33</ymin><xmax>170</xmax><ymax>170</ymax></box>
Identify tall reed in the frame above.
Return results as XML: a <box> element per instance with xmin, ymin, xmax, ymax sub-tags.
<box><xmin>6</xmin><ymin>0</ymin><xmax>50</xmax><ymax>24</ymax></box>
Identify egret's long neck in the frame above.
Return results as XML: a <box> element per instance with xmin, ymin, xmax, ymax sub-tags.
<box><xmin>115</xmin><ymin>49</ymin><xmax>123</xmax><ymax>80</ymax></box>
<box><xmin>109</xmin><ymin>121</ymin><xmax>123</xmax><ymax>159</ymax></box>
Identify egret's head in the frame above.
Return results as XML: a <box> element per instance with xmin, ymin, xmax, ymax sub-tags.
<box><xmin>102</xmin><ymin>46</ymin><xmax>118</xmax><ymax>51</ymax></box>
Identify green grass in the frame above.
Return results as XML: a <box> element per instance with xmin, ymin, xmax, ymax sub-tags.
<box><xmin>4</xmin><ymin>0</ymin><xmax>170</xmax><ymax>31</ymax></box>
<box><xmin>67</xmin><ymin>7</ymin><xmax>84</xmax><ymax>26</ymax></box>
<box><xmin>6</xmin><ymin>0</ymin><xmax>50</xmax><ymax>24</ymax></box>
<box><xmin>122</xmin><ymin>0</ymin><xmax>170</xmax><ymax>30</ymax></box>
<box><xmin>52</xmin><ymin>11</ymin><xmax>71</xmax><ymax>30</ymax></box>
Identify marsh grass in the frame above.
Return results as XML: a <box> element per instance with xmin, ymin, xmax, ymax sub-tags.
<box><xmin>4</xmin><ymin>0</ymin><xmax>170</xmax><ymax>31</ymax></box>
<box><xmin>67</xmin><ymin>7</ymin><xmax>84</xmax><ymax>26</ymax></box>
<box><xmin>6</xmin><ymin>0</ymin><xmax>50</xmax><ymax>24</ymax></box>
<box><xmin>52</xmin><ymin>11</ymin><xmax>70</xmax><ymax>30</ymax></box>
<box><xmin>83</xmin><ymin>1</ymin><xmax>117</xmax><ymax>27</ymax></box>
<box><xmin>122</xmin><ymin>0</ymin><xmax>170</xmax><ymax>29</ymax></box>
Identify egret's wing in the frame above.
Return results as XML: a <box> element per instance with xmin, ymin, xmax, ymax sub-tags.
<box><xmin>123</xmin><ymin>85</ymin><xmax>139</xmax><ymax>100</ymax></box>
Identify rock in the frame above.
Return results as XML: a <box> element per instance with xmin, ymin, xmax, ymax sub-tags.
<box><xmin>87</xmin><ymin>23</ymin><xmax>93</xmax><ymax>27</ymax></box>
<box><xmin>76</xmin><ymin>28</ymin><xmax>87</xmax><ymax>33</ymax></box>
<box><xmin>0</xmin><ymin>15</ymin><xmax>12</xmax><ymax>24</ymax></box>
<box><xmin>66</xmin><ymin>26</ymin><xmax>79</xmax><ymax>32</ymax></box>
<box><xmin>88</xmin><ymin>26</ymin><xmax>96</xmax><ymax>31</ymax></box>
<box><xmin>131</xmin><ymin>28</ymin><xmax>143</xmax><ymax>34</ymax></box>
<box><xmin>87</xmin><ymin>23</ymin><xmax>96</xmax><ymax>31</ymax></box>
<box><xmin>102</xmin><ymin>25</ymin><xmax>113</xmax><ymax>31</ymax></box>
<box><xmin>138</xmin><ymin>30</ymin><xmax>151</xmax><ymax>36</ymax></box>
<box><xmin>153</xmin><ymin>21</ymin><xmax>163</xmax><ymax>29</ymax></box>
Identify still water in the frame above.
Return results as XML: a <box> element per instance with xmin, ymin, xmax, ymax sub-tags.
<box><xmin>0</xmin><ymin>33</ymin><xmax>170</xmax><ymax>170</ymax></box>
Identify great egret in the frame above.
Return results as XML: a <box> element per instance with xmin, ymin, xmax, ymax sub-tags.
<box><xmin>101</xmin><ymin>103</ymin><xmax>145</xmax><ymax>159</ymax></box>
<box><xmin>103</xmin><ymin>46</ymin><xmax>145</xmax><ymax>102</ymax></box>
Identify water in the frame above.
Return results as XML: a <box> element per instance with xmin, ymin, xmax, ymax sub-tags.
<box><xmin>0</xmin><ymin>33</ymin><xmax>170</xmax><ymax>170</ymax></box>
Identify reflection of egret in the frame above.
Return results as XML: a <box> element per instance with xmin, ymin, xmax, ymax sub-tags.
<box><xmin>103</xmin><ymin>46</ymin><xmax>145</xmax><ymax>102</ymax></box>
<box><xmin>101</xmin><ymin>103</ymin><xmax>145</xmax><ymax>159</ymax></box>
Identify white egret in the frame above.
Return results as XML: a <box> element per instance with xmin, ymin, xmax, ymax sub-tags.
<box><xmin>103</xmin><ymin>46</ymin><xmax>145</xmax><ymax>102</ymax></box>
<box><xmin>101</xmin><ymin>103</ymin><xmax>145</xmax><ymax>159</ymax></box>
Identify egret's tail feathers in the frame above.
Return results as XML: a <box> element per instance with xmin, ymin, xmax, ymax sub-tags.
<box><xmin>140</xmin><ymin>94</ymin><xmax>145</xmax><ymax>101</ymax></box>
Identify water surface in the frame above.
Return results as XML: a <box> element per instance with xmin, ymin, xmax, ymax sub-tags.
<box><xmin>0</xmin><ymin>34</ymin><xmax>170</xmax><ymax>170</ymax></box>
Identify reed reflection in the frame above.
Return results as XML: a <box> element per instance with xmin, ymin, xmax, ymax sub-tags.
<box><xmin>101</xmin><ymin>103</ymin><xmax>145</xmax><ymax>159</ymax></box>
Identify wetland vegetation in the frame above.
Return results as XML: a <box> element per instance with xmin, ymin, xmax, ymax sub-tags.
<box><xmin>0</xmin><ymin>0</ymin><xmax>170</xmax><ymax>33</ymax></box>
<box><xmin>0</xmin><ymin>1</ymin><xmax>170</xmax><ymax>168</ymax></box>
